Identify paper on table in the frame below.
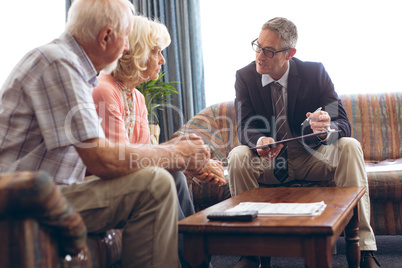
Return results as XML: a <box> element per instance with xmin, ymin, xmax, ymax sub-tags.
<box><xmin>225</xmin><ymin>201</ymin><xmax>327</xmax><ymax>216</ymax></box>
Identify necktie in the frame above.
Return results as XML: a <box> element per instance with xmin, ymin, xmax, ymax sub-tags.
<box><xmin>270</xmin><ymin>82</ymin><xmax>289</xmax><ymax>183</ymax></box>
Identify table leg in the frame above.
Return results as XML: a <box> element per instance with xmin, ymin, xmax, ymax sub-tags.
<box><xmin>182</xmin><ymin>233</ymin><xmax>210</xmax><ymax>268</ymax></box>
<box><xmin>260</xmin><ymin>257</ymin><xmax>271</xmax><ymax>268</ymax></box>
<box><xmin>303</xmin><ymin>236</ymin><xmax>332</xmax><ymax>268</ymax></box>
<box><xmin>344</xmin><ymin>204</ymin><xmax>360</xmax><ymax>267</ymax></box>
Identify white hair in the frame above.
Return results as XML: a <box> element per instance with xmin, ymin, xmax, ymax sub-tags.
<box><xmin>112</xmin><ymin>16</ymin><xmax>171</xmax><ymax>83</ymax></box>
<box><xmin>66</xmin><ymin>0</ymin><xmax>135</xmax><ymax>43</ymax></box>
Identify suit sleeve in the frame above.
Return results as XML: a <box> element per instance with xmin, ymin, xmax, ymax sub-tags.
<box><xmin>235</xmin><ymin>69</ymin><xmax>269</xmax><ymax>147</ymax></box>
<box><xmin>299</xmin><ymin>62</ymin><xmax>351</xmax><ymax>147</ymax></box>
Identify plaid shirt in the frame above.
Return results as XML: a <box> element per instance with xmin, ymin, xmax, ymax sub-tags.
<box><xmin>0</xmin><ymin>31</ymin><xmax>105</xmax><ymax>185</ymax></box>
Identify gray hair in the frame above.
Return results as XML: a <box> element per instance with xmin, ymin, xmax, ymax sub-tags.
<box><xmin>262</xmin><ymin>17</ymin><xmax>298</xmax><ymax>48</ymax></box>
<box><xmin>66</xmin><ymin>0</ymin><xmax>135</xmax><ymax>43</ymax></box>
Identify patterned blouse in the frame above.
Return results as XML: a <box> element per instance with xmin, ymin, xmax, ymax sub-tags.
<box><xmin>92</xmin><ymin>73</ymin><xmax>151</xmax><ymax>145</ymax></box>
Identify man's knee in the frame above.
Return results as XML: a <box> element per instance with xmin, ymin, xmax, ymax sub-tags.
<box><xmin>126</xmin><ymin>167</ymin><xmax>176</xmax><ymax>202</ymax></box>
<box><xmin>228</xmin><ymin>145</ymin><xmax>252</xmax><ymax>164</ymax></box>
<box><xmin>338</xmin><ymin>137</ymin><xmax>363</xmax><ymax>155</ymax></box>
<box><xmin>228</xmin><ymin>145</ymin><xmax>261</xmax><ymax>171</ymax></box>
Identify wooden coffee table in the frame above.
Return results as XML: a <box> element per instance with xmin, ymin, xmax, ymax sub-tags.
<box><xmin>179</xmin><ymin>187</ymin><xmax>365</xmax><ymax>268</ymax></box>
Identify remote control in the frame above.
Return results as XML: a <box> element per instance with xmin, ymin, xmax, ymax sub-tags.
<box><xmin>207</xmin><ymin>210</ymin><xmax>258</xmax><ymax>221</ymax></box>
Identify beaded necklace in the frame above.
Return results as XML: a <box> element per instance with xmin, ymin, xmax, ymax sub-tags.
<box><xmin>115</xmin><ymin>79</ymin><xmax>136</xmax><ymax>141</ymax></box>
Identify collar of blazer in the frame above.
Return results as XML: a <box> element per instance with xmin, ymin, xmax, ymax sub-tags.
<box><xmin>255</xmin><ymin>58</ymin><xmax>302</xmax><ymax>125</ymax></box>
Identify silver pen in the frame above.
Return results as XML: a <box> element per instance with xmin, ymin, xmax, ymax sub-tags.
<box><xmin>301</xmin><ymin>107</ymin><xmax>322</xmax><ymax>126</ymax></box>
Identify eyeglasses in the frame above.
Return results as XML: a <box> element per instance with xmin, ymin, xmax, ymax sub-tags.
<box><xmin>251</xmin><ymin>38</ymin><xmax>290</xmax><ymax>58</ymax></box>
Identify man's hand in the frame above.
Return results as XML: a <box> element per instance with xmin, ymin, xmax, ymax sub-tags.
<box><xmin>308</xmin><ymin>110</ymin><xmax>331</xmax><ymax>138</ymax></box>
<box><xmin>256</xmin><ymin>137</ymin><xmax>283</xmax><ymax>161</ymax></box>
<box><xmin>76</xmin><ymin>135</ymin><xmax>210</xmax><ymax>179</ymax></box>
<box><xmin>190</xmin><ymin>159</ymin><xmax>226</xmax><ymax>186</ymax></box>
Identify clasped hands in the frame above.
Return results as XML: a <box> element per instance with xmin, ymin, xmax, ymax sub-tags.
<box><xmin>189</xmin><ymin>159</ymin><xmax>225</xmax><ymax>186</ymax></box>
<box><xmin>257</xmin><ymin>109</ymin><xmax>331</xmax><ymax>161</ymax></box>
<box><xmin>166</xmin><ymin>133</ymin><xmax>226</xmax><ymax>186</ymax></box>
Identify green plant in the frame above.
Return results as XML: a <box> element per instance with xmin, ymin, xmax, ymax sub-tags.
<box><xmin>137</xmin><ymin>72</ymin><xmax>179</xmax><ymax>124</ymax></box>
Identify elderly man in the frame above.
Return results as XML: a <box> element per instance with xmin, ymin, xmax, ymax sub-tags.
<box><xmin>0</xmin><ymin>0</ymin><xmax>210</xmax><ymax>267</ymax></box>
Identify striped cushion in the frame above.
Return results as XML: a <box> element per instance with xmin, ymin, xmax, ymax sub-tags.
<box><xmin>176</xmin><ymin>93</ymin><xmax>402</xmax><ymax>163</ymax></box>
<box><xmin>339</xmin><ymin>92</ymin><xmax>402</xmax><ymax>162</ymax></box>
<box><xmin>173</xmin><ymin>101</ymin><xmax>238</xmax><ymax>210</ymax></box>
<box><xmin>371</xmin><ymin>199</ymin><xmax>402</xmax><ymax>235</ymax></box>
<box><xmin>0</xmin><ymin>171</ymin><xmax>124</xmax><ymax>267</ymax></box>
<box><xmin>0</xmin><ymin>171</ymin><xmax>90</xmax><ymax>267</ymax></box>
<box><xmin>339</xmin><ymin>92</ymin><xmax>402</xmax><ymax>203</ymax></box>
<box><xmin>174</xmin><ymin>101</ymin><xmax>239</xmax><ymax>164</ymax></box>
<box><xmin>0</xmin><ymin>171</ymin><xmax>87</xmax><ymax>255</ymax></box>
<box><xmin>0</xmin><ymin>219</ymin><xmax>60</xmax><ymax>268</ymax></box>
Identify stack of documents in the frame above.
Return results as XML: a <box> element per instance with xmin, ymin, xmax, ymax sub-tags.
<box><xmin>226</xmin><ymin>201</ymin><xmax>327</xmax><ymax>216</ymax></box>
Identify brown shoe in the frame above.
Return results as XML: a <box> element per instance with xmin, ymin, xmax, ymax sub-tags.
<box><xmin>234</xmin><ymin>256</ymin><xmax>272</xmax><ymax>268</ymax></box>
<box><xmin>360</xmin><ymin>251</ymin><xmax>381</xmax><ymax>268</ymax></box>
<box><xmin>234</xmin><ymin>256</ymin><xmax>260</xmax><ymax>268</ymax></box>
<box><xmin>260</xmin><ymin>256</ymin><xmax>272</xmax><ymax>268</ymax></box>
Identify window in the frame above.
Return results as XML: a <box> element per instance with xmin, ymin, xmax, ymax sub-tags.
<box><xmin>201</xmin><ymin>0</ymin><xmax>402</xmax><ymax>106</ymax></box>
<box><xmin>0</xmin><ymin>1</ymin><xmax>65</xmax><ymax>87</ymax></box>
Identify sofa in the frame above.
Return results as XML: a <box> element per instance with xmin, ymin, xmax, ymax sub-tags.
<box><xmin>0</xmin><ymin>171</ymin><xmax>122</xmax><ymax>268</ymax></box>
<box><xmin>173</xmin><ymin>91</ymin><xmax>402</xmax><ymax>235</ymax></box>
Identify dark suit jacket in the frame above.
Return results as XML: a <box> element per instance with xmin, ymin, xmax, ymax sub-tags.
<box><xmin>235</xmin><ymin>57</ymin><xmax>351</xmax><ymax>149</ymax></box>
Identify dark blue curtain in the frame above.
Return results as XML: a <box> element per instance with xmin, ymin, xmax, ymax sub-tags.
<box><xmin>66</xmin><ymin>0</ymin><xmax>206</xmax><ymax>142</ymax></box>
<box><xmin>131</xmin><ymin>0</ymin><xmax>205</xmax><ymax>142</ymax></box>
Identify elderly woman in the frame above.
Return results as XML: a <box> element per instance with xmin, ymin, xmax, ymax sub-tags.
<box><xmin>93</xmin><ymin>15</ymin><xmax>224</xmax><ymax>184</ymax></box>
<box><xmin>93</xmin><ymin>15</ymin><xmax>224</xmax><ymax>266</ymax></box>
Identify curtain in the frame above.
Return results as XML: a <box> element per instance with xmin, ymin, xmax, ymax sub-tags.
<box><xmin>131</xmin><ymin>0</ymin><xmax>205</xmax><ymax>142</ymax></box>
<box><xmin>65</xmin><ymin>0</ymin><xmax>73</xmax><ymax>21</ymax></box>
<box><xmin>66</xmin><ymin>0</ymin><xmax>206</xmax><ymax>142</ymax></box>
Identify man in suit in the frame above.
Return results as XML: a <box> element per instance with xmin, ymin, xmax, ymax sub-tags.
<box><xmin>228</xmin><ymin>17</ymin><xmax>380</xmax><ymax>268</ymax></box>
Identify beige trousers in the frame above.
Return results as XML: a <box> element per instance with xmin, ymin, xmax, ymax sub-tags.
<box><xmin>59</xmin><ymin>167</ymin><xmax>179</xmax><ymax>268</ymax></box>
<box><xmin>228</xmin><ymin>137</ymin><xmax>376</xmax><ymax>251</ymax></box>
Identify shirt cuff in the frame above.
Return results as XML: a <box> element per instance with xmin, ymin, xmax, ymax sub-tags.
<box><xmin>256</xmin><ymin>136</ymin><xmax>266</xmax><ymax>147</ymax></box>
<box><xmin>317</xmin><ymin>126</ymin><xmax>336</xmax><ymax>145</ymax></box>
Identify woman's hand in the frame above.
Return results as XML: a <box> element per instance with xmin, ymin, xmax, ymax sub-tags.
<box><xmin>190</xmin><ymin>159</ymin><xmax>226</xmax><ymax>186</ymax></box>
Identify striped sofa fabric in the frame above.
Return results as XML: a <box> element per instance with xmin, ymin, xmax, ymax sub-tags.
<box><xmin>175</xmin><ymin>91</ymin><xmax>402</xmax><ymax>235</ymax></box>
<box><xmin>339</xmin><ymin>92</ymin><xmax>402</xmax><ymax>234</ymax></box>
<box><xmin>0</xmin><ymin>171</ymin><xmax>123</xmax><ymax>268</ymax></box>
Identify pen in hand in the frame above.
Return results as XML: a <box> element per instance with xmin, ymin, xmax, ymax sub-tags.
<box><xmin>301</xmin><ymin>107</ymin><xmax>322</xmax><ymax>126</ymax></box>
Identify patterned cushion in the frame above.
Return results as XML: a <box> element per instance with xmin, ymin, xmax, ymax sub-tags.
<box><xmin>366</xmin><ymin>160</ymin><xmax>402</xmax><ymax>201</ymax></box>
<box><xmin>339</xmin><ymin>92</ymin><xmax>402</xmax><ymax>162</ymax></box>
<box><xmin>173</xmin><ymin>101</ymin><xmax>239</xmax><ymax>165</ymax></box>
<box><xmin>0</xmin><ymin>171</ymin><xmax>124</xmax><ymax>267</ymax></box>
<box><xmin>371</xmin><ymin>200</ymin><xmax>402</xmax><ymax>235</ymax></box>
<box><xmin>0</xmin><ymin>219</ymin><xmax>61</xmax><ymax>268</ymax></box>
<box><xmin>173</xmin><ymin>101</ymin><xmax>238</xmax><ymax>210</ymax></box>
<box><xmin>0</xmin><ymin>171</ymin><xmax>87</xmax><ymax>255</ymax></box>
<box><xmin>0</xmin><ymin>171</ymin><xmax>91</xmax><ymax>267</ymax></box>
<box><xmin>339</xmin><ymin>92</ymin><xmax>402</xmax><ymax>204</ymax></box>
